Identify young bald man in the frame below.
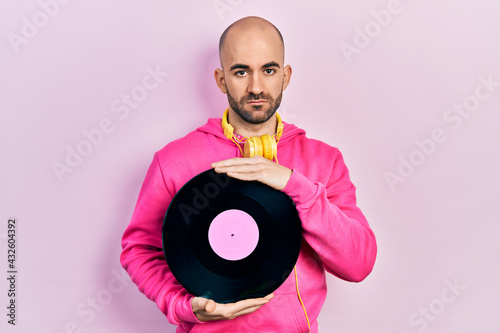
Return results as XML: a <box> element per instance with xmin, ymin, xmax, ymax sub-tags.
<box><xmin>121</xmin><ymin>16</ymin><xmax>377</xmax><ymax>332</ymax></box>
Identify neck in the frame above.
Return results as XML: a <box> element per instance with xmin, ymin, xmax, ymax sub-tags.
<box><xmin>227</xmin><ymin>109</ymin><xmax>278</xmax><ymax>138</ymax></box>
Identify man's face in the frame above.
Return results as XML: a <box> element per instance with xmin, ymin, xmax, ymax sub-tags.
<box><xmin>218</xmin><ymin>25</ymin><xmax>290</xmax><ymax>125</ymax></box>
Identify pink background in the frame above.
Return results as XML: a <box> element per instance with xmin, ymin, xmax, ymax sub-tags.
<box><xmin>1</xmin><ymin>0</ymin><xmax>499</xmax><ymax>332</ymax></box>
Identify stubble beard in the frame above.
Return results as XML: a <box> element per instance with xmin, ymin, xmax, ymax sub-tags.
<box><xmin>226</xmin><ymin>85</ymin><xmax>283</xmax><ymax>125</ymax></box>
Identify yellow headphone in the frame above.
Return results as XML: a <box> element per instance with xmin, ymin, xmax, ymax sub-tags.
<box><xmin>221</xmin><ymin>108</ymin><xmax>284</xmax><ymax>161</ymax></box>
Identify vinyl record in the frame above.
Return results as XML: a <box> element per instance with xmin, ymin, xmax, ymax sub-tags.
<box><xmin>162</xmin><ymin>169</ymin><xmax>302</xmax><ymax>303</ymax></box>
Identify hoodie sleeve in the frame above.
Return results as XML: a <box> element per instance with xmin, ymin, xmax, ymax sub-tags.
<box><xmin>281</xmin><ymin>149</ymin><xmax>377</xmax><ymax>282</ymax></box>
<box><xmin>120</xmin><ymin>153</ymin><xmax>204</xmax><ymax>326</ymax></box>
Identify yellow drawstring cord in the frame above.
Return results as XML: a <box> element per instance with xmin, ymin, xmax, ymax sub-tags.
<box><xmin>294</xmin><ymin>266</ymin><xmax>311</xmax><ymax>332</ymax></box>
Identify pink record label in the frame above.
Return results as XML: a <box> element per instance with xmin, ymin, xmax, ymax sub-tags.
<box><xmin>208</xmin><ymin>209</ymin><xmax>259</xmax><ymax>261</ymax></box>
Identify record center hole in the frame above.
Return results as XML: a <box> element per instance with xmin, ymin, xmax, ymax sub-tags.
<box><xmin>231</xmin><ymin>234</ymin><xmax>234</xmax><ymax>237</ymax></box>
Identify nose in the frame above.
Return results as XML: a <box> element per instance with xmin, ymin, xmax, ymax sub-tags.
<box><xmin>247</xmin><ymin>73</ymin><xmax>263</xmax><ymax>95</ymax></box>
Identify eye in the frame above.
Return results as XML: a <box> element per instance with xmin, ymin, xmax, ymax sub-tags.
<box><xmin>264</xmin><ymin>68</ymin><xmax>276</xmax><ymax>75</ymax></box>
<box><xmin>235</xmin><ymin>70</ymin><xmax>247</xmax><ymax>77</ymax></box>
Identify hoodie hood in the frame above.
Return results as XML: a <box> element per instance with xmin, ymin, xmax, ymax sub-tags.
<box><xmin>196</xmin><ymin>117</ymin><xmax>306</xmax><ymax>146</ymax></box>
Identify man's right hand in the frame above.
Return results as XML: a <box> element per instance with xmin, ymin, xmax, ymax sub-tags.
<box><xmin>191</xmin><ymin>294</ymin><xmax>274</xmax><ymax>322</ymax></box>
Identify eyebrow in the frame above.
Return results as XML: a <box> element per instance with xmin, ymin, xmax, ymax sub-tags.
<box><xmin>229</xmin><ymin>64</ymin><xmax>250</xmax><ymax>71</ymax></box>
<box><xmin>229</xmin><ymin>62</ymin><xmax>281</xmax><ymax>71</ymax></box>
<box><xmin>263</xmin><ymin>62</ymin><xmax>280</xmax><ymax>69</ymax></box>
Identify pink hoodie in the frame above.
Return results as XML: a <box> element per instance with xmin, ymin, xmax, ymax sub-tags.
<box><xmin>120</xmin><ymin>117</ymin><xmax>377</xmax><ymax>332</ymax></box>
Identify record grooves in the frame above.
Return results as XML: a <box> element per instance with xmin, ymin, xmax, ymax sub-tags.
<box><xmin>162</xmin><ymin>169</ymin><xmax>302</xmax><ymax>303</ymax></box>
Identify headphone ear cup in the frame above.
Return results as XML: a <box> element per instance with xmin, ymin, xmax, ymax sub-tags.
<box><xmin>244</xmin><ymin>137</ymin><xmax>263</xmax><ymax>158</ymax></box>
<box><xmin>260</xmin><ymin>134</ymin><xmax>277</xmax><ymax>160</ymax></box>
<box><xmin>244</xmin><ymin>138</ymin><xmax>254</xmax><ymax>157</ymax></box>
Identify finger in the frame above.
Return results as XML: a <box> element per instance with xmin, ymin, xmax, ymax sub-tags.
<box><xmin>191</xmin><ymin>297</ymin><xmax>208</xmax><ymax>312</ymax></box>
<box><xmin>205</xmin><ymin>299</ymin><xmax>216</xmax><ymax>313</ymax></box>
<box><xmin>195</xmin><ymin>296</ymin><xmax>272</xmax><ymax>321</ymax></box>
<box><xmin>215</xmin><ymin>302</ymin><xmax>268</xmax><ymax>320</ymax></box>
<box><xmin>211</xmin><ymin>158</ymin><xmax>244</xmax><ymax>168</ymax></box>
<box><xmin>212</xmin><ymin>156</ymin><xmax>265</xmax><ymax>168</ymax></box>
<box><xmin>264</xmin><ymin>293</ymin><xmax>274</xmax><ymax>300</ymax></box>
<box><xmin>228</xmin><ymin>298</ymin><xmax>273</xmax><ymax>318</ymax></box>
<box><xmin>219</xmin><ymin>163</ymin><xmax>267</xmax><ymax>174</ymax></box>
<box><xmin>192</xmin><ymin>298</ymin><xmax>223</xmax><ymax>322</ymax></box>
<box><xmin>225</xmin><ymin>171</ymin><xmax>261</xmax><ymax>182</ymax></box>
<box><xmin>207</xmin><ymin>297</ymin><xmax>268</xmax><ymax>319</ymax></box>
<box><xmin>232</xmin><ymin>302</ymin><xmax>267</xmax><ymax>315</ymax></box>
<box><xmin>228</xmin><ymin>305</ymin><xmax>262</xmax><ymax>319</ymax></box>
<box><xmin>229</xmin><ymin>297</ymin><xmax>270</xmax><ymax>314</ymax></box>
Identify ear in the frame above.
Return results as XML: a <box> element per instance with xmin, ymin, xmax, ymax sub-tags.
<box><xmin>282</xmin><ymin>65</ymin><xmax>292</xmax><ymax>91</ymax></box>
<box><xmin>214</xmin><ymin>68</ymin><xmax>227</xmax><ymax>94</ymax></box>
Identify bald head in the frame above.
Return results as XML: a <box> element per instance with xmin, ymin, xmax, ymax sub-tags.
<box><xmin>218</xmin><ymin>16</ymin><xmax>284</xmax><ymax>69</ymax></box>
<box><xmin>214</xmin><ymin>16</ymin><xmax>292</xmax><ymax>132</ymax></box>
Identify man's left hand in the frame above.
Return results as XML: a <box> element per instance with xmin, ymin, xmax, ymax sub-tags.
<box><xmin>212</xmin><ymin>156</ymin><xmax>292</xmax><ymax>190</ymax></box>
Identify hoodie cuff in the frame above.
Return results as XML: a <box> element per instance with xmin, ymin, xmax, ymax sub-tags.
<box><xmin>281</xmin><ymin>169</ymin><xmax>317</xmax><ymax>207</ymax></box>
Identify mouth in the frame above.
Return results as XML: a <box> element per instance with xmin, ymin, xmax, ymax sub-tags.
<box><xmin>247</xmin><ymin>100</ymin><xmax>268</xmax><ymax>104</ymax></box>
